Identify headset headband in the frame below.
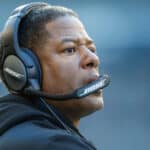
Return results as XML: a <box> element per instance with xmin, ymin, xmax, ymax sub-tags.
<box><xmin>2</xmin><ymin>2</ymin><xmax>48</xmax><ymax>56</ymax></box>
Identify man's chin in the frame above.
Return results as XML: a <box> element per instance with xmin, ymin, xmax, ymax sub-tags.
<box><xmin>80</xmin><ymin>96</ymin><xmax>104</xmax><ymax>118</ymax></box>
<box><xmin>81</xmin><ymin>94</ymin><xmax>104</xmax><ymax>116</ymax></box>
<box><xmin>90</xmin><ymin>94</ymin><xmax>104</xmax><ymax>110</ymax></box>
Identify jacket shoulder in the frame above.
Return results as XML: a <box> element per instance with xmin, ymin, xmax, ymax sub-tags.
<box><xmin>0</xmin><ymin>120</ymin><xmax>95</xmax><ymax>150</ymax></box>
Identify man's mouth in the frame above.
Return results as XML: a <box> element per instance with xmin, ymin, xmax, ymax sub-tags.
<box><xmin>84</xmin><ymin>74</ymin><xmax>102</xmax><ymax>96</ymax></box>
<box><xmin>93</xmin><ymin>89</ymin><xmax>102</xmax><ymax>95</ymax></box>
<box><xmin>86</xmin><ymin>74</ymin><xmax>99</xmax><ymax>84</ymax></box>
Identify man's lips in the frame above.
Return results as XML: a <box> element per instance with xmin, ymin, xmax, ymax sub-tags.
<box><xmin>85</xmin><ymin>73</ymin><xmax>100</xmax><ymax>84</ymax></box>
<box><xmin>84</xmin><ymin>73</ymin><xmax>103</xmax><ymax>96</ymax></box>
<box><xmin>93</xmin><ymin>89</ymin><xmax>102</xmax><ymax>96</ymax></box>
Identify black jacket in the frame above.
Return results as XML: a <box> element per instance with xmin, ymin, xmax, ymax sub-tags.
<box><xmin>0</xmin><ymin>94</ymin><xmax>97</xmax><ymax>150</ymax></box>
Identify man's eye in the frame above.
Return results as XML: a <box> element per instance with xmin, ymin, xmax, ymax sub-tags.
<box><xmin>64</xmin><ymin>48</ymin><xmax>76</xmax><ymax>54</ymax></box>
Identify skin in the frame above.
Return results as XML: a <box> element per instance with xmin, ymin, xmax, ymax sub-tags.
<box><xmin>34</xmin><ymin>15</ymin><xmax>104</xmax><ymax>127</ymax></box>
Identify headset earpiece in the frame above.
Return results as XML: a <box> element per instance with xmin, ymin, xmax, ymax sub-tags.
<box><xmin>2</xmin><ymin>48</ymin><xmax>42</xmax><ymax>91</ymax></box>
<box><xmin>3</xmin><ymin>55</ymin><xmax>27</xmax><ymax>91</ymax></box>
<box><xmin>0</xmin><ymin>2</ymin><xmax>48</xmax><ymax>93</ymax></box>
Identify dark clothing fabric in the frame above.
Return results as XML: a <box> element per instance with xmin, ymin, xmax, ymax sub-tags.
<box><xmin>0</xmin><ymin>94</ymin><xmax>97</xmax><ymax>150</ymax></box>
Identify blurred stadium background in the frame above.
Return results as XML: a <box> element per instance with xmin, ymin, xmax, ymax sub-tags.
<box><xmin>0</xmin><ymin>0</ymin><xmax>150</xmax><ymax>149</ymax></box>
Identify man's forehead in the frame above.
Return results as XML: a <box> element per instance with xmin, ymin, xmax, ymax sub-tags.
<box><xmin>45</xmin><ymin>16</ymin><xmax>86</xmax><ymax>35</ymax></box>
<box><xmin>45</xmin><ymin>16</ymin><xmax>94</xmax><ymax>44</ymax></box>
<box><xmin>47</xmin><ymin>29</ymin><xmax>93</xmax><ymax>44</ymax></box>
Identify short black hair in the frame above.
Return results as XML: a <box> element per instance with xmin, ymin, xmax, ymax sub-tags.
<box><xmin>19</xmin><ymin>5</ymin><xmax>79</xmax><ymax>50</ymax></box>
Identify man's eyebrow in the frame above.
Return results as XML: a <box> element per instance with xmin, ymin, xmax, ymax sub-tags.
<box><xmin>61</xmin><ymin>38</ymin><xmax>77</xmax><ymax>43</ymax></box>
<box><xmin>60</xmin><ymin>37</ymin><xmax>94</xmax><ymax>45</ymax></box>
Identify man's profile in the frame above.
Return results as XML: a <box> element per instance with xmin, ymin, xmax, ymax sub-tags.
<box><xmin>0</xmin><ymin>2</ymin><xmax>109</xmax><ymax>150</ymax></box>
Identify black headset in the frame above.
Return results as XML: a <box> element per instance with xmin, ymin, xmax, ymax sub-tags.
<box><xmin>0</xmin><ymin>2</ymin><xmax>110</xmax><ymax>100</ymax></box>
<box><xmin>0</xmin><ymin>2</ymin><xmax>49</xmax><ymax>93</ymax></box>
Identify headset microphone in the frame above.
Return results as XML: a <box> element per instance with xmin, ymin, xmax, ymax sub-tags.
<box><xmin>23</xmin><ymin>74</ymin><xmax>110</xmax><ymax>101</ymax></box>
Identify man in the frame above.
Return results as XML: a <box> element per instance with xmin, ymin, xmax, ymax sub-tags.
<box><xmin>0</xmin><ymin>2</ymin><xmax>109</xmax><ymax>150</ymax></box>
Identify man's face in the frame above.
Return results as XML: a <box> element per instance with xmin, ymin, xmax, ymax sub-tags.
<box><xmin>36</xmin><ymin>15</ymin><xmax>103</xmax><ymax>119</ymax></box>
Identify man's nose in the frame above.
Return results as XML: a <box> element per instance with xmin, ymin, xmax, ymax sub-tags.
<box><xmin>80</xmin><ymin>47</ymin><xmax>100</xmax><ymax>69</ymax></box>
